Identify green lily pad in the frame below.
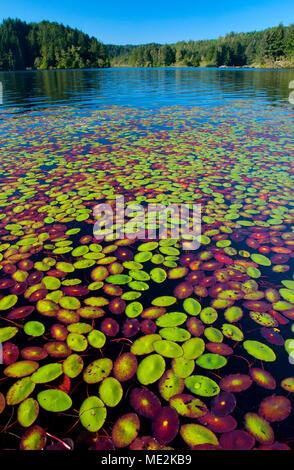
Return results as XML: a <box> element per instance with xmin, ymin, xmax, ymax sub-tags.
<box><xmin>0</xmin><ymin>294</ymin><xmax>18</xmax><ymax>310</ymax></box>
<box><xmin>204</xmin><ymin>327</ymin><xmax>223</xmax><ymax>343</ymax></box>
<box><xmin>243</xmin><ymin>340</ymin><xmax>276</xmax><ymax>362</ymax></box>
<box><xmin>83</xmin><ymin>358</ymin><xmax>113</xmax><ymax>384</ymax></box>
<box><xmin>121</xmin><ymin>291</ymin><xmax>142</xmax><ymax>300</ymax></box>
<box><xmin>153</xmin><ymin>340</ymin><xmax>183</xmax><ymax>358</ymax></box>
<box><xmin>137</xmin><ymin>354</ymin><xmax>166</xmax><ymax>385</ymax></box>
<box><xmin>17</xmin><ymin>398</ymin><xmax>39</xmax><ymax>427</ymax></box>
<box><xmin>156</xmin><ymin>311</ymin><xmax>187</xmax><ymax>327</ymax></box>
<box><xmin>150</xmin><ymin>268</ymin><xmax>167</xmax><ymax>283</ymax></box>
<box><xmin>138</xmin><ymin>241</ymin><xmax>158</xmax><ymax>251</ymax></box>
<box><xmin>79</xmin><ymin>396</ymin><xmax>107</xmax><ymax>432</ymax></box>
<box><xmin>125</xmin><ymin>301</ymin><xmax>143</xmax><ymax>318</ymax></box>
<box><xmin>88</xmin><ymin>329</ymin><xmax>106</xmax><ymax>348</ymax></box>
<box><xmin>4</xmin><ymin>361</ymin><xmax>39</xmax><ymax>378</ymax></box>
<box><xmin>180</xmin><ymin>424</ymin><xmax>219</xmax><ymax>446</ymax></box>
<box><xmin>279</xmin><ymin>288</ymin><xmax>294</xmax><ymax>304</ymax></box>
<box><xmin>6</xmin><ymin>377</ymin><xmax>35</xmax><ymax>405</ymax></box>
<box><xmin>24</xmin><ymin>321</ymin><xmax>45</xmax><ymax>337</ymax></box>
<box><xmin>0</xmin><ymin>326</ymin><xmax>18</xmax><ymax>342</ymax></box>
<box><xmin>66</xmin><ymin>333</ymin><xmax>88</xmax><ymax>351</ymax></box>
<box><xmin>62</xmin><ymin>354</ymin><xmax>84</xmax><ymax>378</ymax></box>
<box><xmin>182</xmin><ymin>338</ymin><xmax>205</xmax><ymax>360</ymax></box>
<box><xmin>134</xmin><ymin>252</ymin><xmax>152</xmax><ymax>263</ymax></box>
<box><xmin>221</xmin><ymin>323</ymin><xmax>244</xmax><ymax>341</ymax></box>
<box><xmin>185</xmin><ymin>375</ymin><xmax>220</xmax><ymax>397</ymax></box>
<box><xmin>152</xmin><ymin>296</ymin><xmax>177</xmax><ymax>307</ymax></box>
<box><xmin>158</xmin><ymin>369</ymin><xmax>184</xmax><ymax>400</ymax></box>
<box><xmin>224</xmin><ymin>306</ymin><xmax>243</xmax><ymax>323</ymax></box>
<box><xmin>250</xmin><ymin>254</ymin><xmax>271</xmax><ymax>266</ymax></box>
<box><xmin>128</xmin><ymin>280</ymin><xmax>149</xmax><ymax>291</ymax></box>
<box><xmin>67</xmin><ymin>322</ymin><xmax>92</xmax><ymax>334</ymax></box>
<box><xmin>247</xmin><ymin>267</ymin><xmax>261</xmax><ymax>279</ymax></box>
<box><xmin>281</xmin><ymin>280</ymin><xmax>294</xmax><ymax>290</ymax></box>
<box><xmin>195</xmin><ymin>353</ymin><xmax>227</xmax><ymax>369</ymax></box>
<box><xmin>169</xmin><ymin>395</ymin><xmax>208</xmax><ymax>418</ymax></box>
<box><xmin>106</xmin><ymin>274</ymin><xmax>132</xmax><ymax>285</ymax></box>
<box><xmin>183</xmin><ymin>298</ymin><xmax>202</xmax><ymax>316</ymax></box>
<box><xmin>31</xmin><ymin>363</ymin><xmax>63</xmax><ymax>384</ymax></box>
<box><xmin>59</xmin><ymin>296</ymin><xmax>81</xmax><ymax>310</ymax></box>
<box><xmin>99</xmin><ymin>377</ymin><xmax>123</xmax><ymax>407</ymax></box>
<box><xmin>172</xmin><ymin>357</ymin><xmax>195</xmax><ymax>378</ymax></box>
<box><xmin>37</xmin><ymin>389</ymin><xmax>72</xmax><ymax>412</ymax></box>
<box><xmin>200</xmin><ymin>307</ymin><xmax>218</xmax><ymax>324</ymax></box>
<box><xmin>129</xmin><ymin>270</ymin><xmax>150</xmax><ymax>281</ymax></box>
<box><xmin>159</xmin><ymin>327</ymin><xmax>191</xmax><ymax>342</ymax></box>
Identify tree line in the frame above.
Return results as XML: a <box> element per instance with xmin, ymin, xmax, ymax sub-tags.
<box><xmin>0</xmin><ymin>18</ymin><xmax>293</xmax><ymax>71</ymax></box>
<box><xmin>109</xmin><ymin>24</ymin><xmax>294</xmax><ymax>67</ymax></box>
<box><xmin>0</xmin><ymin>18</ymin><xmax>109</xmax><ymax>70</ymax></box>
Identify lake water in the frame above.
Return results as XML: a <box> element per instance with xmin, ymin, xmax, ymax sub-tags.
<box><xmin>0</xmin><ymin>67</ymin><xmax>294</xmax><ymax>112</ymax></box>
<box><xmin>0</xmin><ymin>68</ymin><xmax>294</xmax><ymax>451</ymax></box>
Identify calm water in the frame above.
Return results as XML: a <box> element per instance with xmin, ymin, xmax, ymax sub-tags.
<box><xmin>0</xmin><ymin>67</ymin><xmax>294</xmax><ymax>113</ymax></box>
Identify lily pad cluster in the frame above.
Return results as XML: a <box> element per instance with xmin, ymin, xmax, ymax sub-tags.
<box><xmin>0</xmin><ymin>103</ymin><xmax>293</xmax><ymax>450</ymax></box>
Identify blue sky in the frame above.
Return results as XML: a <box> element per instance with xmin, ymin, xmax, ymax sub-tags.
<box><xmin>1</xmin><ymin>0</ymin><xmax>293</xmax><ymax>44</ymax></box>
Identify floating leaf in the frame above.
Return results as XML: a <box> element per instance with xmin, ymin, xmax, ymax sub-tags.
<box><xmin>243</xmin><ymin>340</ymin><xmax>276</xmax><ymax>362</ymax></box>
<box><xmin>137</xmin><ymin>354</ymin><xmax>165</xmax><ymax>385</ymax></box>
<box><xmin>0</xmin><ymin>294</ymin><xmax>18</xmax><ymax>311</ymax></box>
<box><xmin>159</xmin><ymin>327</ymin><xmax>191</xmax><ymax>342</ymax></box>
<box><xmin>20</xmin><ymin>425</ymin><xmax>47</xmax><ymax>450</ymax></box>
<box><xmin>183</xmin><ymin>298</ymin><xmax>201</xmax><ymax>316</ymax></box>
<box><xmin>153</xmin><ymin>340</ymin><xmax>183</xmax><ymax>358</ymax></box>
<box><xmin>152</xmin><ymin>296</ymin><xmax>177</xmax><ymax>307</ymax></box>
<box><xmin>180</xmin><ymin>424</ymin><xmax>219</xmax><ymax>447</ymax></box>
<box><xmin>195</xmin><ymin>353</ymin><xmax>227</xmax><ymax>370</ymax></box>
<box><xmin>112</xmin><ymin>413</ymin><xmax>140</xmax><ymax>448</ymax></box>
<box><xmin>156</xmin><ymin>312</ymin><xmax>187</xmax><ymax>327</ymax></box>
<box><xmin>37</xmin><ymin>389</ymin><xmax>72</xmax><ymax>412</ymax></box>
<box><xmin>6</xmin><ymin>377</ymin><xmax>35</xmax><ymax>405</ymax></box>
<box><xmin>4</xmin><ymin>360</ymin><xmax>39</xmax><ymax>378</ymax></box>
<box><xmin>0</xmin><ymin>326</ymin><xmax>18</xmax><ymax>342</ymax></box>
<box><xmin>150</xmin><ymin>268</ymin><xmax>167</xmax><ymax>283</ymax></box>
<box><xmin>62</xmin><ymin>354</ymin><xmax>84</xmax><ymax>378</ymax></box>
<box><xmin>169</xmin><ymin>394</ymin><xmax>208</xmax><ymax>418</ymax></box>
<box><xmin>182</xmin><ymin>338</ymin><xmax>205</xmax><ymax>360</ymax></box>
<box><xmin>250</xmin><ymin>254</ymin><xmax>271</xmax><ymax>266</ymax></box>
<box><xmin>24</xmin><ymin>321</ymin><xmax>45</xmax><ymax>337</ymax></box>
<box><xmin>99</xmin><ymin>377</ymin><xmax>123</xmax><ymax>407</ymax></box>
<box><xmin>17</xmin><ymin>398</ymin><xmax>39</xmax><ymax>427</ymax></box>
<box><xmin>83</xmin><ymin>358</ymin><xmax>113</xmax><ymax>384</ymax></box>
<box><xmin>185</xmin><ymin>375</ymin><xmax>220</xmax><ymax>397</ymax></box>
<box><xmin>131</xmin><ymin>334</ymin><xmax>161</xmax><ymax>355</ymax></box>
<box><xmin>79</xmin><ymin>396</ymin><xmax>106</xmax><ymax>432</ymax></box>
<box><xmin>31</xmin><ymin>363</ymin><xmax>63</xmax><ymax>384</ymax></box>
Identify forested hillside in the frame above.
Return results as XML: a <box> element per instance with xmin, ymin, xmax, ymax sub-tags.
<box><xmin>0</xmin><ymin>18</ymin><xmax>109</xmax><ymax>70</ymax></box>
<box><xmin>0</xmin><ymin>18</ymin><xmax>293</xmax><ymax>70</ymax></box>
<box><xmin>108</xmin><ymin>24</ymin><xmax>294</xmax><ymax>68</ymax></box>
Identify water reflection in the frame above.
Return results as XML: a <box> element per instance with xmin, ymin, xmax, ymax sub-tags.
<box><xmin>0</xmin><ymin>67</ymin><xmax>293</xmax><ymax>114</ymax></box>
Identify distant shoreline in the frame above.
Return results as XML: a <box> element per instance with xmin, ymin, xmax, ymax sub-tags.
<box><xmin>1</xmin><ymin>64</ymin><xmax>294</xmax><ymax>73</ymax></box>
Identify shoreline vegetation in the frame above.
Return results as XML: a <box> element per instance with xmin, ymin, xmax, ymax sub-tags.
<box><xmin>0</xmin><ymin>18</ymin><xmax>293</xmax><ymax>72</ymax></box>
